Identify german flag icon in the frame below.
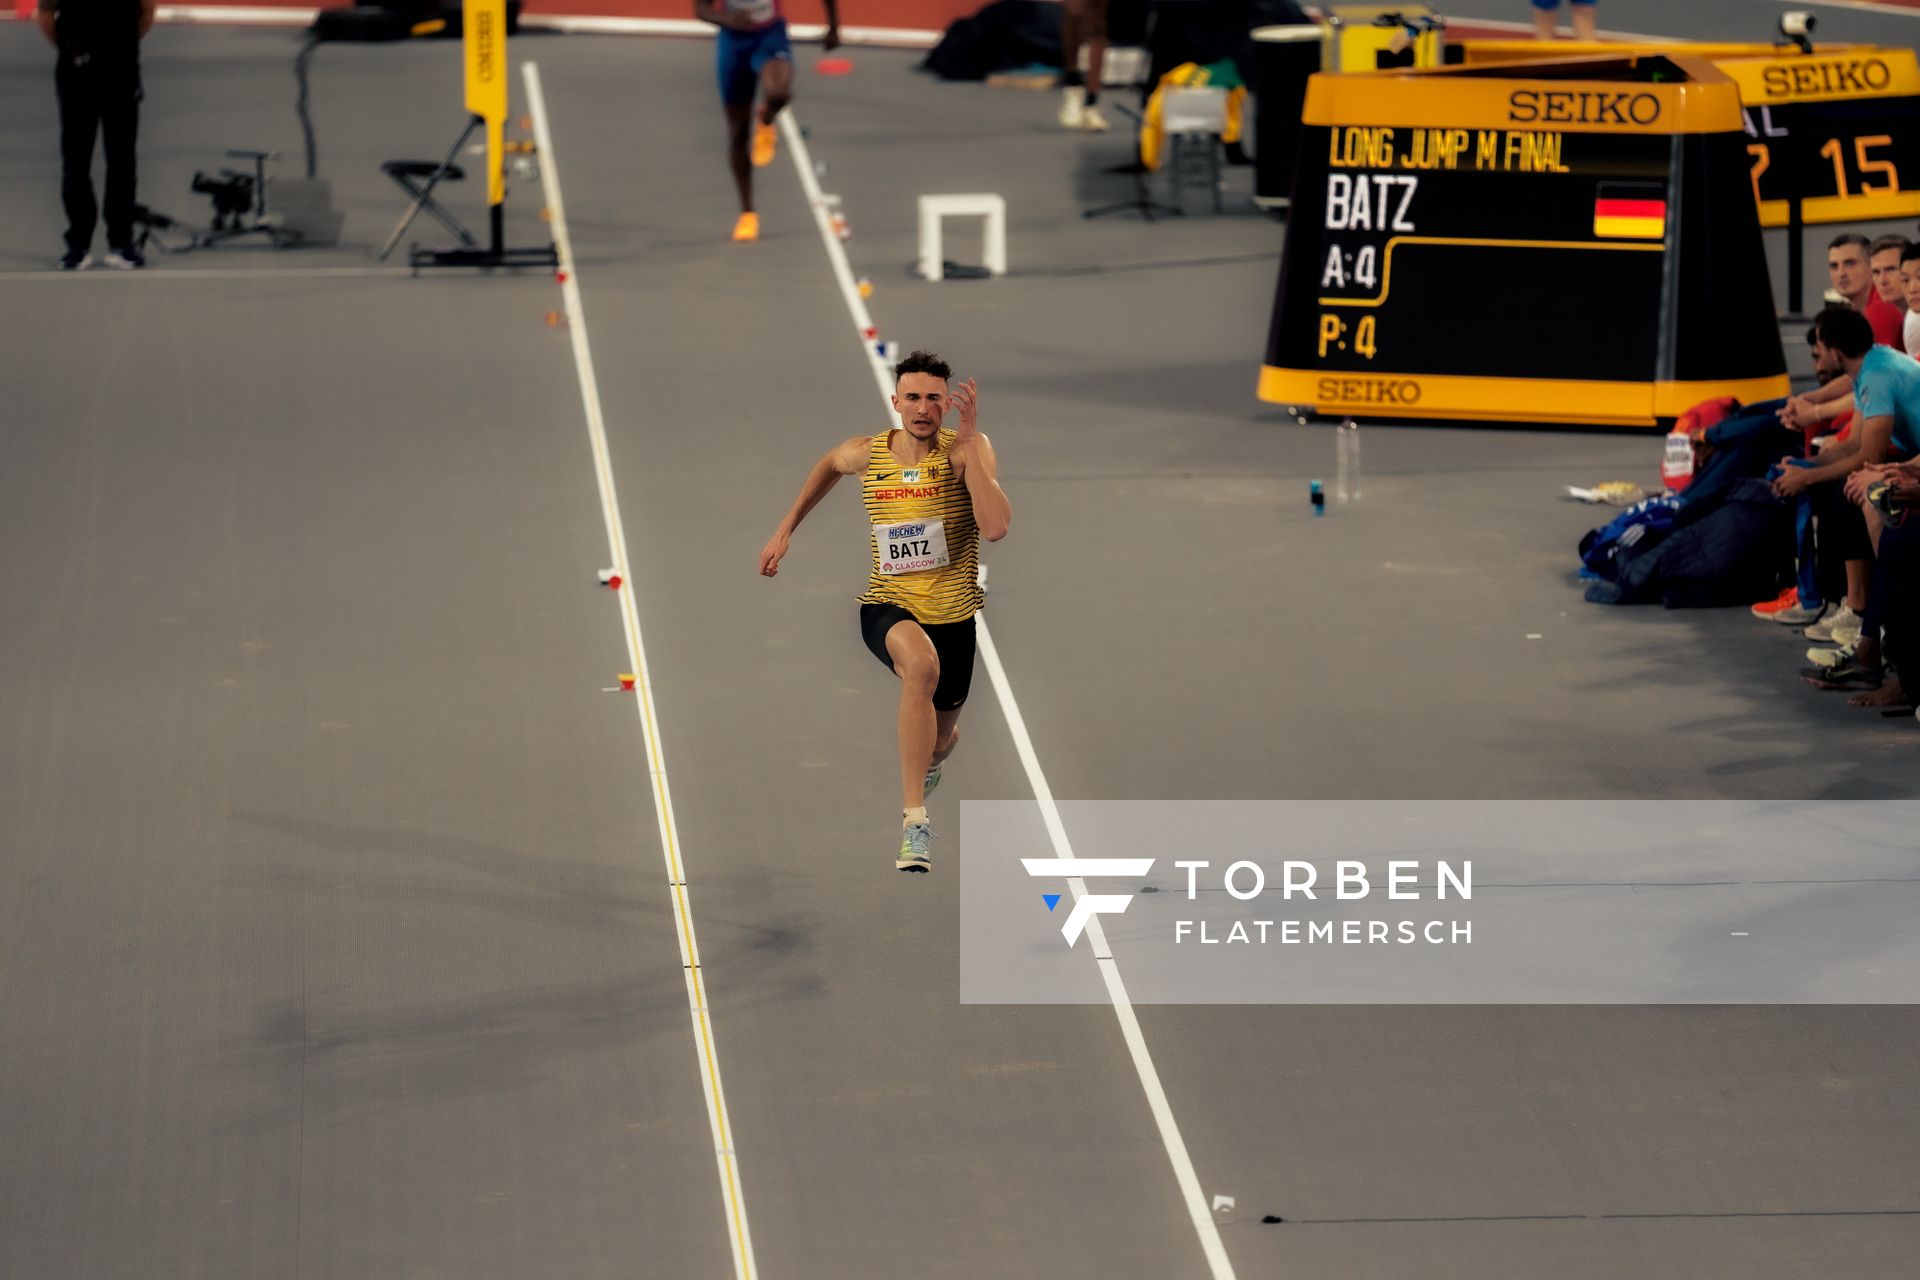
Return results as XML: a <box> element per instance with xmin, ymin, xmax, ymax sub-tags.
<box><xmin>1594</xmin><ymin>183</ymin><xmax>1668</xmax><ymax>240</ymax></box>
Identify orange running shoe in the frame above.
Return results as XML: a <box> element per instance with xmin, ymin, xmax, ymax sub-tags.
<box><xmin>1749</xmin><ymin>586</ymin><xmax>1797</xmax><ymax>619</ymax></box>
<box><xmin>731</xmin><ymin>211</ymin><xmax>760</xmax><ymax>242</ymax></box>
<box><xmin>752</xmin><ymin>120</ymin><xmax>778</xmax><ymax>168</ymax></box>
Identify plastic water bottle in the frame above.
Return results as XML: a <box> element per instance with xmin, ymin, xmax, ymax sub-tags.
<box><xmin>1347</xmin><ymin>418</ymin><xmax>1361</xmax><ymax>502</ymax></box>
<box><xmin>1335</xmin><ymin>423</ymin><xmax>1350</xmax><ymax>502</ymax></box>
<box><xmin>1335</xmin><ymin>418</ymin><xmax>1361</xmax><ymax>502</ymax></box>
<box><xmin>1310</xmin><ymin>479</ymin><xmax>1325</xmax><ymax>516</ymax></box>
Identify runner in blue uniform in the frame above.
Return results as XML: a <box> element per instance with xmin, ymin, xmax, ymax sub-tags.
<box><xmin>695</xmin><ymin>0</ymin><xmax>840</xmax><ymax>242</ymax></box>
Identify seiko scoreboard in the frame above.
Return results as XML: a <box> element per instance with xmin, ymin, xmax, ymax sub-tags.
<box><xmin>1459</xmin><ymin>42</ymin><xmax>1920</xmax><ymax>228</ymax></box>
<box><xmin>1260</xmin><ymin>53</ymin><xmax>1791</xmax><ymax>428</ymax></box>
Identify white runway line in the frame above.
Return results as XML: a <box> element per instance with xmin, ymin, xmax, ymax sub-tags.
<box><xmin>523</xmin><ymin>61</ymin><xmax>759</xmax><ymax>1280</ymax></box>
<box><xmin>137</xmin><ymin>6</ymin><xmax>941</xmax><ymax>42</ymax></box>
<box><xmin>521</xmin><ymin>15</ymin><xmax>939</xmax><ymax>45</ymax></box>
<box><xmin>777</xmin><ymin>108</ymin><xmax>1240</xmax><ymax>1280</ymax></box>
<box><xmin>0</xmin><ymin>266</ymin><xmax>415</xmax><ymax>281</ymax></box>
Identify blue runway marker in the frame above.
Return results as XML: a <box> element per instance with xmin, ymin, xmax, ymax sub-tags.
<box><xmin>1042</xmin><ymin>894</ymin><xmax>1062</xmax><ymax>912</ymax></box>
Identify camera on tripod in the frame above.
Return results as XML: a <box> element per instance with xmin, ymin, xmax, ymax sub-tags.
<box><xmin>190</xmin><ymin>168</ymin><xmax>258</xmax><ymax>229</ymax></box>
<box><xmin>179</xmin><ymin>149</ymin><xmax>343</xmax><ymax>249</ymax></box>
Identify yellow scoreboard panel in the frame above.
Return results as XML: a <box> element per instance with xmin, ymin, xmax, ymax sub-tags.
<box><xmin>1459</xmin><ymin>42</ymin><xmax>1920</xmax><ymax>227</ymax></box>
<box><xmin>1259</xmin><ymin>53</ymin><xmax>1791</xmax><ymax>428</ymax></box>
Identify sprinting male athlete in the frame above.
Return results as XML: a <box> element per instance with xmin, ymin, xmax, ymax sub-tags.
<box><xmin>758</xmin><ymin>351</ymin><xmax>1011</xmax><ymax>872</ymax></box>
<box><xmin>694</xmin><ymin>0</ymin><xmax>840</xmax><ymax>243</ymax></box>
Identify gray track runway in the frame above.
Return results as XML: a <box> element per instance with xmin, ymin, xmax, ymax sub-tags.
<box><xmin>2</xmin><ymin>5</ymin><xmax>1917</xmax><ymax>1278</ymax></box>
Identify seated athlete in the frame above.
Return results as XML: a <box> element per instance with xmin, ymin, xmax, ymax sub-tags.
<box><xmin>694</xmin><ymin>0</ymin><xmax>839</xmax><ymax>242</ymax></box>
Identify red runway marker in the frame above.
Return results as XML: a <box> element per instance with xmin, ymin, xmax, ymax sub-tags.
<box><xmin>816</xmin><ymin>57</ymin><xmax>854</xmax><ymax>76</ymax></box>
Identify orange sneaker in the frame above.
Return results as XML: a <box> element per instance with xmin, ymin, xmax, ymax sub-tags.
<box><xmin>1749</xmin><ymin>586</ymin><xmax>1797</xmax><ymax>619</ymax></box>
<box><xmin>751</xmin><ymin>120</ymin><xmax>778</xmax><ymax>168</ymax></box>
<box><xmin>731</xmin><ymin>211</ymin><xmax>759</xmax><ymax>242</ymax></box>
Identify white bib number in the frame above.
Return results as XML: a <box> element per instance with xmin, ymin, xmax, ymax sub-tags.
<box><xmin>874</xmin><ymin>519</ymin><xmax>950</xmax><ymax>575</ymax></box>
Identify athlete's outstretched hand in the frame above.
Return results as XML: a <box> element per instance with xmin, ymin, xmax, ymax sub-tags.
<box><xmin>759</xmin><ymin>530</ymin><xmax>791</xmax><ymax>577</ymax></box>
<box><xmin>950</xmin><ymin>377</ymin><xmax>980</xmax><ymax>449</ymax></box>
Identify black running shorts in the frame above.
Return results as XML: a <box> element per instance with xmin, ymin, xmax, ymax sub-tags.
<box><xmin>859</xmin><ymin>603</ymin><xmax>977</xmax><ymax>711</ymax></box>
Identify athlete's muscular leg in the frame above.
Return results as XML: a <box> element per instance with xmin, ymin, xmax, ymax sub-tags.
<box><xmin>1082</xmin><ymin>0</ymin><xmax>1109</xmax><ymax>99</ymax></box>
<box><xmin>758</xmin><ymin>57</ymin><xmax>793</xmax><ymax>124</ymax></box>
<box><xmin>1061</xmin><ymin>0</ymin><xmax>1109</xmax><ymax>86</ymax></box>
<box><xmin>885</xmin><ymin>621</ymin><xmax>940</xmax><ymax>811</ymax></box>
<box><xmin>724</xmin><ymin>99</ymin><xmax>754</xmax><ymax>212</ymax></box>
<box><xmin>933</xmin><ymin>711</ymin><xmax>961</xmax><ymax>767</ymax></box>
<box><xmin>1060</xmin><ymin>0</ymin><xmax>1086</xmax><ymax>83</ymax></box>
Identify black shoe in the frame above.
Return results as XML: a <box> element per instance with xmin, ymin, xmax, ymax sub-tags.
<box><xmin>102</xmin><ymin>245</ymin><xmax>146</xmax><ymax>269</ymax></box>
<box><xmin>1800</xmin><ymin>658</ymin><xmax>1883</xmax><ymax>690</ymax></box>
<box><xmin>58</xmin><ymin>249</ymin><xmax>92</xmax><ymax>271</ymax></box>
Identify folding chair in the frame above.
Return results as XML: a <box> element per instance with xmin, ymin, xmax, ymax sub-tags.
<box><xmin>378</xmin><ymin>117</ymin><xmax>482</xmax><ymax>262</ymax></box>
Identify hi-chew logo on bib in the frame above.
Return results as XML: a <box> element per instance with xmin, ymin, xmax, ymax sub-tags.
<box><xmin>876</xmin><ymin>518</ymin><xmax>950</xmax><ymax>575</ymax></box>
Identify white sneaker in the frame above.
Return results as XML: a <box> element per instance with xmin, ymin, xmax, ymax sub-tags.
<box><xmin>1772</xmin><ymin>600</ymin><xmax>1827</xmax><ymax>626</ymax></box>
<box><xmin>1059</xmin><ymin>85</ymin><xmax>1085</xmax><ymax>129</ymax></box>
<box><xmin>1804</xmin><ymin>604</ymin><xmax>1858</xmax><ymax>643</ymax></box>
<box><xmin>1079</xmin><ymin>103</ymin><xmax>1111</xmax><ymax>132</ymax></box>
<box><xmin>896</xmin><ymin>821</ymin><xmax>932</xmax><ymax>873</ymax></box>
<box><xmin>1806</xmin><ymin>642</ymin><xmax>1854</xmax><ymax>669</ymax></box>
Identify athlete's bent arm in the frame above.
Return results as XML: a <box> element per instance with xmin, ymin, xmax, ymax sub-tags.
<box><xmin>1803</xmin><ymin>375</ymin><xmax>1854</xmax><ymax>405</ymax></box>
<box><xmin>1774</xmin><ymin>421</ymin><xmax>1882</xmax><ymax>497</ymax></box>
<box><xmin>960</xmin><ymin>434</ymin><xmax>1011</xmax><ymax>542</ymax></box>
<box><xmin>759</xmin><ymin>435</ymin><xmax>871</xmax><ymax>577</ymax></box>
<box><xmin>1781</xmin><ymin>376</ymin><xmax>1854</xmax><ymax>430</ymax></box>
<box><xmin>1783</xmin><ymin>392</ymin><xmax>1854</xmax><ymax>429</ymax></box>
<box><xmin>947</xmin><ymin>377</ymin><xmax>1010</xmax><ymax>542</ymax></box>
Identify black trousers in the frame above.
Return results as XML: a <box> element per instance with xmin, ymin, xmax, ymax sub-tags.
<box><xmin>1873</xmin><ymin>523</ymin><xmax>1920</xmax><ymax>675</ymax></box>
<box><xmin>56</xmin><ymin>49</ymin><xmax>142</xmax><ymax>254</ymax></box>
<box><xmin>1810</xmin><ymin>477</ymin><xmax>1872</xmax><ymax>606</ymax></box>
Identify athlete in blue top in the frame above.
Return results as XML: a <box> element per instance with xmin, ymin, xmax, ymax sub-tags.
<box><xmin>1779</xmin><ymin>314</ymin><xmax>1920</xmax><ymax>504</ymax></box>
<box><xmin>695</xmin><ymin>0</ymin><xmax>839</xmax><ymax>243</ymax></box>
<box><xmin>1849</xmin><ymin>345</ymin><xmax>1920</xmax><ymax>457</ymax></box>
<box><xmin>1772</xmin><ymin>308</ymin><xmax>1920</xmax><ymax>678</ymax></box>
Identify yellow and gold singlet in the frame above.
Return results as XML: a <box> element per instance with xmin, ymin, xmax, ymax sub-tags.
<box><xmin>858</xmin><ymin>428</ymin><xmax>982</xmax><ymax>624</ymax></box>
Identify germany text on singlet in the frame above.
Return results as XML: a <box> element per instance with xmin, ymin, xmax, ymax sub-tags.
<box><xmin>858</xmin><ymin>428</ymin><xmax>983</xmax><ymax>624</ymax></box>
